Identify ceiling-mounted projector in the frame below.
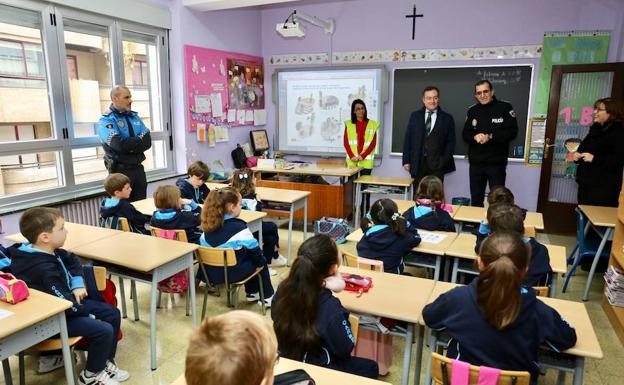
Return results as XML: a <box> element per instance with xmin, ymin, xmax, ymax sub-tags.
<box><xmin>276</xmin><ymin>10</ymin><xmax>334</xmax><ymax>38</ymax></box>
<box><xmin>276</xmin><ymin>21</ymin><xmax>305</xmax><ymax>38</ymax></box>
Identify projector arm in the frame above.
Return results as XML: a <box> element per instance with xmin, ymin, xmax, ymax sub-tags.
<box><xmin>293</xmin><ymin>10</ymin><xmax>335</xmax><ymax>35</ymax></box>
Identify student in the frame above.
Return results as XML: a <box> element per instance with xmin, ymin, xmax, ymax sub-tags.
<box><xmin>402</xmin><ymin>175</ymin><xmax>455</xmax><ymax>232</ymax></box>
<box><xmin>176</xmin><ymin>160</ymin><xmax>211</xmax><ymax>205</ymax></box>
<box><xmin>231</xmin><ymin>168</ymin><xmax>287</xmax><ymax>267</ymax></box>
<box><xmin>8</xmin><ymin>208</ymin><xmax>128</xmax><ymax>385</ymax></box>
<box><xmin>475</xmin><ymin>203</ymin><xmax>552</xmax><ymax>287</ymax></box>
<box><xmin>423</xmin><ymin>232</ymin><xmax>576</xmax><ymax>384</ymax></box>
<box><xmin>150</xmin><ymin>185</ymin><xmax>202</xmax><ymax>244</ymax></box>
<box><xmin>357</xmin><ymin>199</ymin><xmax>421</xmax><ymax>274</ymax></box>
<box><xmin>487</xmin><ymin>185</ymin><xmax>527</xmax><ymax>218</ymax></box>
<box><xmin>272</xmin><ymin>234</ymin><xmax>379</xmax><ymax>378</ymax></box>
<box><xmin>0</xmin><ymin>244</ymin><xmax>10</xmax><ymax>272</ymax></box>
<box><xmin>100</xmin><ymin>173</ymin><xmax>149</xmax><ymax>234</ymax></box>
<box><xmin>199</xmin><ymin>187</ymin><xmax>274</xmax><ymax>307</ymax></box>
<box><xmin>185</xmin><ymin>310</ymin><xmax>278</xmax><ymax>385</ymax></box>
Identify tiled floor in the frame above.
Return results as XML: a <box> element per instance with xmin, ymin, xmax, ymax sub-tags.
<box><xmin>2</xmin><ymin>229</ymin><xmax>623</xmax><ymax>385</ymax></box>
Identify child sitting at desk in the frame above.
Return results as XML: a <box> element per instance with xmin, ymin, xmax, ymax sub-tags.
<box><xmin>185</xmin><ymin>310</ymin><xmax>278</xmax><ymax>385</ymax></box>
<box><xmin>150</xmin><ymin>185</ymin><xmax>202</xmax><ymax>244</ymax></box>
<box><xmin>357</xmin><ymin>198</ymin><xmax>421</xmax><ymax>274</ymax></box>
<box><xmin>423</xmin><ymin>232</ymin><xmax>576</xmax><ymax>385</ymax></box>
<box><xmin>176</xmin><ymin>160</ymin><xmax>211</xmax><ymax>205</ymax></box>
<box><xmin>272</xmin><ymin>234</ymin><xmax>379</xmax><ymax>378</ymax></box>
<box><xmin>100</xmin><ymin>173</ymin><xmax>149</xmax><ymax>234</ymax></box>
<box><xmin>8</xmin><ymin>207</ymin><xmax>128</xmax><ymax>385</ymax></box>
<box><xmin>475</xmin><ymin>203</ymin><xmax>552</xmax><ymax>287</ymax></box>
<box><xmin>487</xmin><ymin>185</ymin><xmax>527</xmax><ymax>218</ymax></box>
<box><xmin>0</xmin><ymin>244</ymin><xmax>9</xmax><ymax>272</ymax></box>
<box><xmin>402</xmin><ymin>176</ymin><xmax>455</xmax><ymax>232</ymax></box>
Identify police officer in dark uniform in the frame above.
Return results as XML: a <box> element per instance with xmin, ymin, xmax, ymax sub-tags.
<box><xmin>98</xmin><ymin>85</ymin><xmax>152</xmax><ymax>201</ymax></box>
<box><xmin>462</xmin><ymin>80</ymin><xmax>518</xmax><ymax>207</ymax></box>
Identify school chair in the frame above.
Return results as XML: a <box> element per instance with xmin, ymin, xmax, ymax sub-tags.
<box><xmin>523</xmin><ymin>226</ymin><xmax>536</xmax><ymax>238</ymax></box>
<box><xmin>532</xmin><ymin>286</ymin><xmax>549</xmax><ymax>297</ymax></box>
<box><xmin>405</xmin><ymin>253</ymin><xmax>443</xmax><ymax>281</ymax></box>
<box><xmin>196</xmin><ymin>246</ymin><xmax>266</xmax><ymax>318</ymax></box>
<box><xmin>341</xmin><ymin>250</ymin><xmax>383</xmax><ymax>272</ymax></box>
<box><xmin>348</xmin><ymin>314</ymin><xmax>359</xmax><ymax>343</ymax></box>
<box><xmin>430</xmin><ymin>352</ymin><xmax>530</xmax><ymax>385</ymax></box>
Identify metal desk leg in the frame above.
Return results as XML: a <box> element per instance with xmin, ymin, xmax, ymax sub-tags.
<box><xmin>573</xmin><ymin>357</ymin><xmax>584</xmax><ymax>385</ymax></box>
<box><xmin>450</xmin><ymin>258</ymin><xmax>459</xmax><ymax>283</ymax></box>
<box><xmin>354</xmin><ymin>182</ymin><xmax>362</xmax><ymax>229</ymax></box>
<box><xmin>401</xmin><ymin>323</ymin><xmax>415</xmax><ymax>385</ymax></box>
<box><xmin>150</xmin><ymin>273</ymin><xmax>159</xmax><ymax>370</ymax></box>
<box><xmin>425</xmin><ymin>329</ymin><xmax>437</xmax><ymax>385</ymax></box>
<box><xmin>58</xmin><ymin>312</ymin><xmax>76</xmax><ymax>385</ymax></box>
<box><xmin>433</xmin><ymin>256</ymin><xmax>441</xmax><ymax>282</ymax></box>
<box><xmin>187</xmin><ymin>253</ymin><xmax>197</xmax><ymax>327</ymax></box>
<box><xmin>118</xmin><ymin>276</ymin><xmax>127</xmax><ymax>318</ymax></box>
<box><xmin>3</xmin><ymin>359</ymin><xmax>13</xmax><ymax>385</ymax></box>
<box><xmin>258</xmin><ymin>221</ymin><xmax>263</xmax><ymax>248</ymax></box>
<box><xmin>413</xmin><ymin>325</ymin><xmax>425</xmax><ymax>385</ymax></box>
<box><xmin>287</xmin><ymin>204</ymin><xmax>295</xmax><ymax>266</ymax></box>
<box><xmin>582</xmin><ymin>227</ymin><xmax>612</xmax><ymax>301</ymax></box>
<box><xmin>550</xmin><ymin>274</ymin><xmax>558</xmax><ymax>298</ymax></box>
<box><xmin>303</xmin><ymin>198</ymin><xmax>308</xmax><ymax>240</ymax></box>
<box><xmin>404</xmin><ymin>186</ymin><xmax>409</xmax><ymax>200</ymax></box>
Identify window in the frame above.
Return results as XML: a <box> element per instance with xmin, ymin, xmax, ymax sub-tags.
<box><xmin>0</xmin><ymin>39</ymin><xmax>45</xmax><ymax>79</ymax></box>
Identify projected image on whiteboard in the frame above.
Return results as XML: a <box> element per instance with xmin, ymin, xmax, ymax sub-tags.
<box><xmin>277</xmin><ymin>68</ymin><xmax>385</xmax><ymax>156</ymax></box>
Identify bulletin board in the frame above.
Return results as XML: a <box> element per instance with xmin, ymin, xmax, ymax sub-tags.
<box><xmin>184</xmin><ymin>45</ymin><xmax>265</xmax><ymax>133</ymax></box>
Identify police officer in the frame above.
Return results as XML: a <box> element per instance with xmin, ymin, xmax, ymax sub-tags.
<box><xmin>98</xmin><ymin>85</ymin><xmax>152</xmax><ymax>201</ymax></box>
<box><xmin>462</xmin><ymin>80</ymin><xmax>518</xmax><ymax>207</ymax></box>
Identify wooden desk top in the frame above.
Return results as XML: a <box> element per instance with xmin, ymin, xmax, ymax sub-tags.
<box><xmin>545</xmin><ymin>244</ymin><xmax>567</xmax><ymax>274</ymax></box>
<box><xmin>355</xmin><ymin>175</ymin><xmax>414</xmax><ymax>187</ymax></box>
<box><xmin>346</xmin><ymin>229</ymin><xmax>457</xmax><ymax>256</ymax></box>
<box><xmin>71</xmin><ymin>232</ymin><xmax>198</xmax><ymax>272</ymax></box>
<box><xmin>336</xmin><ymin>266</ymin><xmax>434</xmax><ymax>323</ymax></box>
<box><xmin>445</xmin><ymin>233</ymin><xmax>478</xmax><ymax>260</ymax></box>
<box><xmin>393</xmin><ymin>199</ymin><xmax>415</xmax><ymax>213</ymax></box>
<box><xmin>579</xmin><ymin>205</ymin><xmax>617</xmax><ymax>227</ymax></box>
<box><xmin>253</xmin><ymin>165</ymin><xmax>361</xmax><ymax>177</ymax></box>
<box><xmin>131</xmin><ymin>198</ymin><xmax>266</xmax><ymax>223</ymax></box>
<box><xmin>453</xmin><ymin>206</ymin><xmax>544</xmax><ymax>230</ymax></box>
<box><xmin>0</xmin><ymin>289</ymin><xmax>71</xmax><ymax>339</ymax></box>
<box><xmin>205</xmin><ymin>183</ymin><xmax>310</xmax><ymax>204</ymax></box>
<box><xmin>4</xmin><ymin>222</ymin><xmax>122</xmax><ymax>251</ymax></box>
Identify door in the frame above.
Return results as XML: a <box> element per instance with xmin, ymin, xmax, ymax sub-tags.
<box><xmin>537</xmin><ymin>63</ymin><xmax>624</xmax><ymax>233</ymax></box>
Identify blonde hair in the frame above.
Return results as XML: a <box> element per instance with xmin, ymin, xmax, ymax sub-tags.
<box><xmin>185</xmin><ymin>310</ymin><xmax>277</xmax><ymax>385</ymax></box>
<box><xmin>103</xmin><ymin>173</ymin><xmax>130</xmax><ymax>196</ymax></box>
<box><xmin>231</xmin><ymin>168</ymin><xmax>255</xmax><ymax>197</ymax></box>
<box><xmin>153</xmin><ymin>185</ymin><xmax>181</xmax><ymax>210</ymax></box>
<box><xmin>201</xmin><ymin>187</ymin><xmax>240</xmax><ymax>232</ymax></box>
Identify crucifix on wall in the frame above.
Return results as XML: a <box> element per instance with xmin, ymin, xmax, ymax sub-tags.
<box><xmin>405</xmin><ymin>4</ymin><xmax>424</xmax><ymax>40</ymax></box>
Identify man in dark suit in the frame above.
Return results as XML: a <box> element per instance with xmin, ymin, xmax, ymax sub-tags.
<box><xmin>402</xmin><ymin>86</ymin><xmax>456</xmax><ymax>190</ymax></box>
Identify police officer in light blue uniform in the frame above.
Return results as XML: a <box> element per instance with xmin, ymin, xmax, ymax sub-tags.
<box><xmin>98</xmin><ymin>85</ymin><xmax>152</xmax><ymax>201</ymax></box>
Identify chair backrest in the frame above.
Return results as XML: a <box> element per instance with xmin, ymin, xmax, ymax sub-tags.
<box><xmin>196</xmin><ymin>246</ymin><xmax>238</xmax><ymax>267</ymax></box>
<box><xmin>431</xmin><ymin>352</ymin><xmax>530</xmax><ymax>385</ymax></box>
<box><xmin>575</xmin><ymin>207</ymin><xmax>587</xmax><ymax>252</ymax></box>
<box><xmin>341</xmin><ymin>250</ymin><xmax>383</xmax><ymax>272</ymax></box>
<box><xmin>100</xmin><ymin>216</ymin><xmax>130</xmax><ymax>232</ymax></box>
<box><xmin>532</xmin><ymin>286</ymin><xmax>549</xmax><ymax>297</ymax></box>
<box><xmin>523</xmin><ymin>226</ymin><xmax>536</xmax><ymax>238</ymax></box>
<box><xmin>348</xmin><ymin>314</ymin><xmax>359</xmax><ymax>343</ymax></box>
<box><xmin>150</xmin><ymin>226</ymin><xmax>189</xmax><ymax>243</ymax></box>
<box><xmin>93</xmin><ymin>266</ymin><xmax>108</xmax><ymax>291</ymax></box>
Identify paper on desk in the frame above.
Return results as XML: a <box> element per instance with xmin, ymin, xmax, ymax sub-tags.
<box><xmin>0</xmin><ymin>308</ymin><xmax>14</xmax><ymax>320</ymax></box>
<box><xmin>418</xmin><ymin>231</ymin><xmax>447</xmax><ymax>244</ymax></box>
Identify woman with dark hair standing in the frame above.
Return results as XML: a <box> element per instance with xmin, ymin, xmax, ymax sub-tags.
<box><xmin>572</xmin><ymin>97</ymin><xmax>624</xmax><ymax>206</ymax></box>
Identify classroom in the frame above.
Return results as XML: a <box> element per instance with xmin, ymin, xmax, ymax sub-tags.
<box><xmin>1</xmin><ymin>0</ymin><xmax>623</xmax><ymax>385</ymax></box>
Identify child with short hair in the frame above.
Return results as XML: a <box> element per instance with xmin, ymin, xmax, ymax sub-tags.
<box><xmin>8</xmin><ymin>208</ymin><xmax>127</xmax><ymax>385</ymax></box>
<box><xmin>185</xmin><ymin>310</ymin><xmax>278</xmax><ymax>385</ymax></box>
<box><xmin>423</xmin><ymin>232</ymin><xmax>576</xmax><ymax>384</ymax></box>
<box><xmin>100</xmin><ymin>173</ymin><xmax>149</xmax><ymax>234</ymax></box>
<box><xmin>176</xmin><ymin>160</ymin><xmax>211</xmax><ymax>205</ymax></box>
<box><xmin>357</xmin><ymin>198</ymin><xmax>421</xmax><ymax>274</ymax></box>
<box><xmin>487</xmin><ymin>185</ymin><xmax>527</xmax><ymax>218</ymax></box>
<box><xmin>150</xmin><ymin>185</ymin><xmax>202</xmax><ymax>244</ymax></box>
<box><xmin>475</xmin><ymin>203</ymin><xmax>552</xmax><ymax>286</ymax></box>
<box><xmin>200</xmin><ymin>187</ymin><xmax>275</xmax><ymax>307</ymax></box>
<box><xmin>231</xmin><ymin>168</ymin><xmax>286</xmax><ymax>267</ymax></box>
<box><xmin>402</xmin><ymin>175</ymin><xmax>455</xmax><ymax>232</ymax></box>
<box><xmin>272</xmin><ymin>234</ymin><xmax>379</xmax><ymax>378</ymax></box>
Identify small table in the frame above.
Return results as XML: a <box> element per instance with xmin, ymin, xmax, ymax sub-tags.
<box><xmin>4</xmin><ymin>222</ymin><xmax>122</xmax><ymax>251</ymax></box>
<box><xmin>354</xmin><ymin>176</ymin><xmax>414</xmax><ymax>229</ymax></box>
<box><xmin>578</xmin><ymin>205</ymin><xmax>617</xmax><ymax>301</ymax></box>
<box><xmin>1</xmin><ymin>290</ymin><xmax>74</xmax><ymax>385</ymax></box>
<box><xmin>71</xmin><ymin>232</ymin><xmax>199</xmax><ymax>370</ymax></box>
<box><xmin>452</xmin><ymin>206</ymin><xmax>545</xmax><ymax>230</ymax></box>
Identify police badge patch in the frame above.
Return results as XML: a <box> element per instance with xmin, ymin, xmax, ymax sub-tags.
<box><xmin>509</xmin><ymin>110</ymin><xmax>516</xmax><ymax>118</ymax></box>
<box><xmin>118</xmin><ymin>120</ymin><xmax>125</xmax><ymax>128</ymax></box>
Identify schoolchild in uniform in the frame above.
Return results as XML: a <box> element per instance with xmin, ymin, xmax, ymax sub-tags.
<box><xmin>150</xmin><ymin>185</ymin><xmax>202</xmax><ymax>244</ymax></box>
<box><xmin>272</xmin><ymin>234</ymin><xmax>379</xmax><ymax>378</ymax></box>
<box><xmin>402</xmin><ymin>175</ymin><xmax>455</xmax><ymax>232</ymax></box>
<box><xmin>356</xmin><ymin>199</ymin><xmax>421</xmax><ymax>274</ymax></box>
<box><xmin>487</xmin><ymin>185</ymin><xmax>527</xmax><ymax>218</ymax></box>
<box><xmin>423</xmin><ymin>232</ymin><xmax>576</xmax><ymax>384</ymax></box>
<box><xmin>475</xmin><ymin>203</ymin><xmax>552</xmax><ymax>287</ymax></box>
<box><xmin>99</xmin><ymin>173</ymin><xmax>149</xmax><ymax>234</ymax></box>
<box><xmin>199</xmin><ymin>187</ymin><xmax>274</xmax><ymax>307</ymax></box>
<box><xmin>0</xmin><ymin>244</ymin><xmax>10</xmax><ymax>272</ymax></box>
<box><xmin>176</xmin><ymin>160</ymin><xmax>211</xmax><ymax>205</ymax></box>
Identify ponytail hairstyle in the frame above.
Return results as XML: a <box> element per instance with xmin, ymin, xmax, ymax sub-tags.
<box><xmin>477</xmin><ymin>232</ymin><xmax>531</xmax><ymax>330</ymax></box>
<box><xmin>487</xmin><ymin>185</ymin><xmax>515</xmax><ymax>206</ymax></box>
<box><xmin>273</xmin><ymin>234</ymin><xmax>339</xmax><ymax>360</ymax></box>
<box><xmin>201</xmin><ymin>187</ymin><xmax>241</xmax><ymax>232</ymax></box>
<box><xmin>231</xmin><ymin>168</ymin><xmax>255</xmax><ymax>197</ymax></box>
<box><xmin>487</xmin><ymin>203</ymin><xmax>524</xmax><ymax>235</ymax></box>
<box><xmin>415</xmin><ymin>176</ymin><xmax>445</xmax><ymax>212</ymax></box>
<box><xmin>360</xmin><ymin>198</ymin><xmax>406</xmax><ymax>236</ymax></box>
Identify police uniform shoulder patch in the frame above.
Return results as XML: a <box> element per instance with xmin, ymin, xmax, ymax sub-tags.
<box><xmin>106</xmin><ymin>123</ymin><xmax>113</xmax><ymax>128</ymax></box>
<box><xmin>509</xmin><ymin>110</ymin><xmax>516</xmax><ymax>118</ymax></box>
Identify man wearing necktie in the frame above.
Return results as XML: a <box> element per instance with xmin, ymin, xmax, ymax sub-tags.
<box><xmin>402</xmin><ymin>86</ymin><xmax>456</xmax><ymax>191</ymax></box>
<box><xmin>98</xmin><ymin>85</ymin><xmax>152</xmax><ymax>201</ymax></box>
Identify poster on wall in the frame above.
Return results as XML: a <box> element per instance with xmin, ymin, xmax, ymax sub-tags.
<box><xmin>227</xmin><ymin>59</ymin><xmax>264</xmax><ymax>110</ymax></box>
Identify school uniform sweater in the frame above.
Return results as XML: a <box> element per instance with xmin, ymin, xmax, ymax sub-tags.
<box><xmin>241</xmin><ymin>192</ymin><xmax>280</xmax><ymax>259</ymax></box>
<box><xmin>176</xmin><ymin>177</ymin><xmax>210</xmax><ymax>205</ymax></box>
<box><xmin>241</xmin><ymin>192</ymin><xmax>262</xmax><ymax>212</ymax></box>
<box><xmin>99</xmin><ymin>197</ymin><xmax>149</xmax><ymax>234</ymax></box>
<box><xmin>0</xmin><ymin>244</ymin><xmax>10</xmax><ymax>273</ymax></box>
<box><xmin>423</xmin><ymin>280</ymin><xmax>576</xmax><ymax>384</ymax></box>
<box><xmin>403</xmin><ymin>205</ymin><xmax>455</xmax><ymax>232</ymax></box>
<box><xmin>150</xmin><ymin>204</ymin><xmax>202</xmax><ymax>244</ymax></box>
<box><xmin>356</xmin><ymin>224</ymin><xmax>421</xmax><ymax>273</ymax></box>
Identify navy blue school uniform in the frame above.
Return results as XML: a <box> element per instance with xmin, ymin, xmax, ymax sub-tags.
<box><xmin>199</xmin><ymin>215</ymin><xmax>274</xmax><ymax>297</ymax></box>
<box><xmin>423</xmin><ymin>280</ymin><xmax>576</xmax><ymax>384</ymax></box>
<box><xmin>0</xmin><ymin>244</ymin><xmax>10</xmax><ymax>272</ymax></box>
<box><xmin>403</xmin><ymin>205</ymin><xmax>455</xmax><ymax>232</ymax></box>
<box><xmin>475</xmin><ymin>223</ymin><xmax>552</xmax><ymax>286</ymax></box>
<box><xmin>100</xmin><ymin>197</ymin><xmax>149</xmax><ymax>234</ymax></box>
<box><xmin>150</xmin><ymin>202</ymin><xmax>202</xmax><ymax>244</ymax></box>
<box><xmin>242</xmin><ymin>192</ymin><xmax>280</xmax><ymax>260</ymax></box>
<box><xmin>176</xmin><ymin>177</ymin><xmax>210</xmax><ymax>205</ymax></box>
<box><xmin>356</xmin><ymin>224</ymin><xmax>421</xmax><ymax>274</ymax></box>
<box><xmin>271</xmin><ymin>288</ymin><xmax>379</xmax><ymax>378</ymax></box>
<box><xmin>8</xmin><ymin>244</ymin><xmax>121</xmax><ymax>374</ymax></box>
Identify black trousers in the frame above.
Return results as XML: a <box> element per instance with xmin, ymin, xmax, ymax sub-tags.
<box><xmin>577</xmin><ymin>183</ymin><xmax>619</xmax><ymax>207</ymax></box>
<box><xmin>111</xmin><ymin>164</ymin><xmax>147</xmax><ymax>202</ymax></box>
<box><xmin>412</xmin><ymin>157</ymin><xmax>445</xmax><ymax>195</ymax></box>
<box><xmin>469</xmin><ymin>164</ymin><xmax>506</xmax><ymax>207</ymax></box>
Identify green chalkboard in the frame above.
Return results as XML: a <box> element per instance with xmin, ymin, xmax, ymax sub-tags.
<box><xmin>391</xmin><ymin>65</ymin><xmax>533</xmax><ymax>158</ymax></box>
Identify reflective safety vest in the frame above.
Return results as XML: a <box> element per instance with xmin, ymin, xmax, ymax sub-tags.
<box><xmin>345</xmin><ymin>119</ymin><xmax>379</xmax><ymax>169</ymax></box>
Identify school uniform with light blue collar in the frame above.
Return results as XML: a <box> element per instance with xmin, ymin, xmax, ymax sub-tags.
<box><xmin>150</xmin><ymin>203</ymin><xmax>202</xmax><ymax>244</ymax></box>
<box><xmin>356</xmin><ymin>219</ymin><xmax>421</xmax><ymax>274</ymax></box>
<box><xmin>402</xmin><ymin>204</ymin><xmax>455</xmax><ymax>232</ymax></box>
<box><xmin>176</xmin><ymin>177</ymin><xmax>210</xmax><ymax>205</ymax></box>
<box><xmin>241</xmin><ymin>191</ymin><xmax>281</xmax><ymax>261</ymax></box>
<box><xmin>99</xmin><ymin>196</ymin><xmax>149</xmax><ymax>234</ymax></box>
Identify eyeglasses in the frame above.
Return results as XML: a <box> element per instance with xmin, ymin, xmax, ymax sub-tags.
<box><xmin>475</xmin><ymin>90</ymin><xmax>490</xmax><ymax>96</ymax></box>
<box><xmin>594</xmin><ymin>108</ymin><xmax>607</xmax><ymax>112</ymax></box>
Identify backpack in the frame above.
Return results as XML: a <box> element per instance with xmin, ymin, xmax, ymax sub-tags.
<box><xmin>156</xmin><ymin>229</ymin><xmax>190</xmax><ymax>294</ymax></box>
<box><xmin>231</xmin><ymin>144</ymin><xmax>248</xmax><ymax>169</ymax></box>
<box><xmin>313</xmin><ymin>217</ymin><xmax>351</xmax><ymax>244</ymax></box>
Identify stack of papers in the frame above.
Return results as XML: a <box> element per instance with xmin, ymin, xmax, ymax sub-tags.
<box><xmin>604</xmin><ymin>265</ymin><xmax>624</xmax><ymax>307</ymax></box>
